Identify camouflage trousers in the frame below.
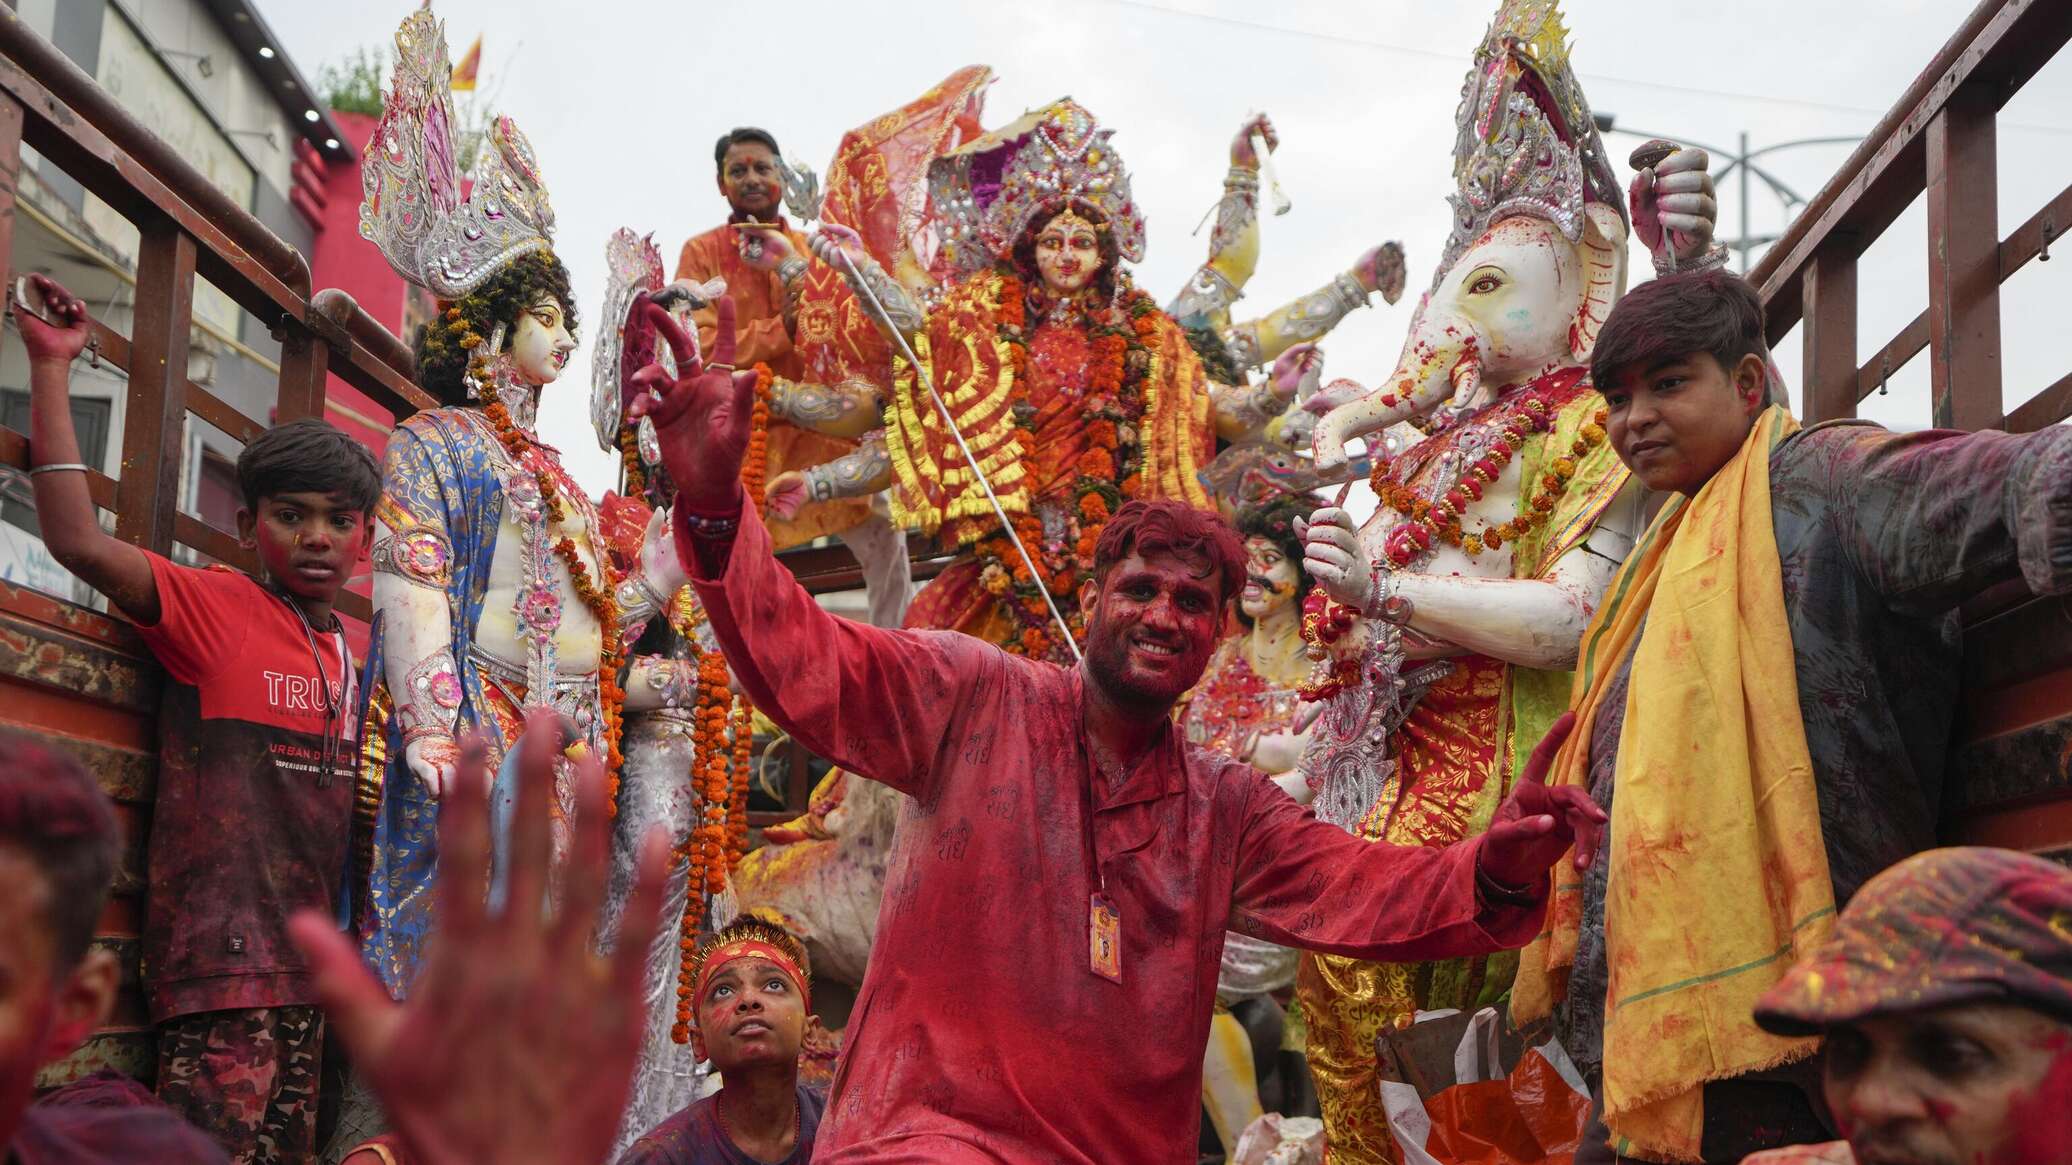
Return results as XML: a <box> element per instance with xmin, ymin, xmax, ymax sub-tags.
<box><xmin>157</xmin><ymin>1005</ymin><xmax>324</xmax><ymax>1164</ymax></box>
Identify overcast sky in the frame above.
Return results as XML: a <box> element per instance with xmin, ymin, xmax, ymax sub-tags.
<box><xmin>258</xmin><ymin>0</ymin><xmax>2072</xmax><ymax>495</ymax></box>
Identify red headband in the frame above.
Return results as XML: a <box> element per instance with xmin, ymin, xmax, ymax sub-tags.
<box><xmin>693</xmin><ymin>939</ymin><xmax>810</xmax><ymax>1011</ymax></box>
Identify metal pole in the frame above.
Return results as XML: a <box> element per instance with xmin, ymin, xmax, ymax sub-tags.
<box><xmin>1739</xmin><ymin>130</ymin><xmax>1752</xmax><ymax>274</ymax></box>
<box><xmin>835</xmin><ymin>250</ymin><xmax>1084</xmax><ymax>662</ymax></box>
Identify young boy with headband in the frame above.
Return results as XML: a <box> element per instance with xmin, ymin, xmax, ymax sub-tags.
<box><xmin>617</xmin><ymin>916</ymin><xmax>825</xmax><ymax>1164</ymax></box>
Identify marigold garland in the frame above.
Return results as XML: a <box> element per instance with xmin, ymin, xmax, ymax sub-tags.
<box><xmin>673</xmin><ymin>650</ymin><xmax>734</xmax><ymax>1044</ymax></box>
<box><xmin>618</xmin><ymin>424</ymin><xmax>648</xmax><ymax>501</ymax></box>
<box><xmin>1305</xmin><ymin>377</ymin><xmax>1605</xmax><ymax>698</ymax></box>
<box><xmin>969</xmin><ymin>275</ymin><xmax>1159</xmax><ymax>659</ymax></box>
<box><xmin>483</xmin><ymin>399</ymin><xmax>629</xmax><ymax>810</ymax></box>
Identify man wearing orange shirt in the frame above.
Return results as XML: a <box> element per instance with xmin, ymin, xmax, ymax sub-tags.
<box><xmin>672</xmin><ymin>127</ymin><xmax>908</xmax><ymax>624</ymax></box>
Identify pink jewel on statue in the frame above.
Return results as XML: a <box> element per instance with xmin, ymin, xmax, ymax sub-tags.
<box><xmin>519</xmin><ymin>583</ymin><xmax>563</xmax><ymax>633</ymax></box>
<box><xmin>429</xmin><ymin>672</ymin><xmax>464</xmax><ymax>709</ymax></box>
<box><xmin>506</xmin><ymin>472</ymin><xmax>543</xmax><ymax>519</ymax></box>
<box><xmin>403</xmin><ymin>531</ymin><xmax>450</xmax><ymax>575</ymax></box>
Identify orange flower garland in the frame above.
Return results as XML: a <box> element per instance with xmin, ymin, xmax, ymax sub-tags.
<box><xmin>968</xmin><ymin>274</ymin><xmax>1158</xmax><ymax>658</ymax></box>
<box><xmin>483</xmin><ymin>399</ymin><xmax>629</xmax><ymax>811</ymax></box>
<box><xmin>673</xmin><ymin>650</ymin><xmax>734</xmax><ymax>1044</ymax></box>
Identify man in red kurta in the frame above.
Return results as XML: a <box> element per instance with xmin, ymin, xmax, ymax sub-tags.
<box><xmin>636</xmin><ymin>300</ymin><xmax>1606</xmax><ymax>1163</ymax></box>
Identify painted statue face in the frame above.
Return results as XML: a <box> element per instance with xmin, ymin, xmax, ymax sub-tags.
<box><xmin>1435</xmin><ymin>216</ymin><xmax>1579</xmax><ymax>387</ymax></box>
<box><xmin>690</xmin><ymin>956</ymin><xmax>807</xmax><ymax>1072</ymax></box>
<box><xmin>718</xmin><ymin>140</ymin><xmax>781</xmax><ymax>220</ymax></box>
<box><xmin>507</xmin><ymin>296</ymin><xmax>575</xmax><ymax>387</ymax></box>
<box><xmin>1239</xmin><ymin>535</ymin><xmax>1299</xmax><ymax>622</ymax></box>
<box><xmin>1034</xmin><ymin>210</ymin><xmax>1104</xmax><ymax>295</ymax></box>
<box><xmin>1080</xmin><ymin>550</ymin><xmax>1224</xmax><ymax>709</ymax></box>
<box><xmin>1823</xmin><ymin>1002</ymin><xmax>2072</xmax><ymax>1165</ymax></box>
<box><xmin>1601</xmin><ymin>350</ymin><xmax>1766</xmax><ymax>496</ymax></box>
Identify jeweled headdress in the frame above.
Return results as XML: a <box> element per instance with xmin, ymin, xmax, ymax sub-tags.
<box><xmin>926</xmin><ymin>98</ymin><xmax>1145</xmax><ymax>279</ymax></box>
<box><xmin>360</xmin><ymin>3</ymin><xmax>556</xmax><ymax>299</ymax></box>
<box><xmin>1436</xmin><ymin>0</ymin><xmax>1625</xmax><ymax>283</ymax></box>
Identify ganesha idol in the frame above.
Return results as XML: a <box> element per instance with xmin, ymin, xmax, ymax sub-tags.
<box><xmin>1289</xmin><ymin>1</ymin><xmax>1725</xmax><ymax>1159</ymax></box>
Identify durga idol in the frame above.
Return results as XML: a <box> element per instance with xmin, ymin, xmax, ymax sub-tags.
<box><xmin>807</xmin><ymin>100</ymin><xmax>1327</xmax><ymax>658</ymax></box>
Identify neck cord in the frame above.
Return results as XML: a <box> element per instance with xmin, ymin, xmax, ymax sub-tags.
<box><xmin>277</xmin><ymin>588</ymin><xmax>344</xmax><ymax>786</ymax></box>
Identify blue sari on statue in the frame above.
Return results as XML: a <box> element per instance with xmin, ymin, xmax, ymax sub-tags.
<box><xmin>356</xmin><ymin>407</ymin><xmax>512</xmax><ymax>1000</ymax></box>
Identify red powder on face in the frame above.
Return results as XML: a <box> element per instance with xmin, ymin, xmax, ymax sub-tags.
<box><xmin>1990</xmin><ymin>1038</ymin><xmax>2072</xmax><ymax>1165</ymax></box>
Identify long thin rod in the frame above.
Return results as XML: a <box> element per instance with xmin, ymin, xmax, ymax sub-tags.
<box><xmin>836</xmin><ymin>250</ymin><xmax>1083</xmax><ymax>662</ymax></box>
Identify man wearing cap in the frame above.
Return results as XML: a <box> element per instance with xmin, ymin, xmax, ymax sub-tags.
<box><xmin>617</xmin><ymin>914</ymin><xmax>825</xmax><ymax>1165</ymax></box>
<box><xmin>1746</xmin><ymin>846</ymin><xmax>2072</xmax><ymax>1165</ymax></box>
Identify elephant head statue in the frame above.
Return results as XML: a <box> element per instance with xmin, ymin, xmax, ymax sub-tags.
<box><xmin>1312</xmin><ymin>205</ymin><xmax>1625</xmax><ymax>472</ymax></box>
<box><xmin>1313</xmin><ymin>0</ymin><xmax>1634</xmax><ymax>475</ymax></box>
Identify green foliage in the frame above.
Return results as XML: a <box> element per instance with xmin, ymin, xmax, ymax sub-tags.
<box><xmin>318</xmin><ymin>46</ymin><xmax>386</xmax><ymax>117</ymax></box>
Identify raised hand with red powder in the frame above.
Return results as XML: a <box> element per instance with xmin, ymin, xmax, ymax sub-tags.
<box><xmin>288</xmin><ymin>715</ymin><xmax>670</xmax><ymax>1165</ymax></box>
<box><xmin>626</xmin><ymin>294</ymin><xmax>763</xmax><ymax>517</ymax></box>
<box><xmin>1477</xmin><ymin>712</ymin><xmax>1607</xmax><ymax>891</ymax></box>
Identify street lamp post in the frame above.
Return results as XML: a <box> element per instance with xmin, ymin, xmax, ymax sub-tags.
<box><xmin>1592</xmin><ymin>114</ymin><xmax>1860</xmax><ymax>274</ymax></box>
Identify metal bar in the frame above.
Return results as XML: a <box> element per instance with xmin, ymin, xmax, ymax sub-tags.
<box><xmin>1999</xmin><ymin>178</ymin><xmax>2072</xmax><ymax>282</ymax></box>
<box><xmin>1925</xmin><ymin>93</ymin><xmax>2003</xmax><ymax>431</ymax></box>
<box><xmin>0</xmin><ymin>427</ymin><xmax>117</xmax><ymax>509</ymax></box>
<box><xmin>0</xmin><ymin>91</ymin><xmax>21</xmax><ymax>296</ymax></box>
<box><xmin>1751</xmin><ymin>0</ymin><xmax>2072</xmax><ymax>338</ymax></box>
<box><xmin>113</xmin><ymin>225</ymin><xmax>195</xmax><ymax>554</ymax></box>
<box><xmin>1801</xmin><ymin>244</ymin><xmax>1858</xmax><ymax>422</ymax></box>
<box><xmin>309</xmin><ymin>288</ymin><xmax>442</xmax><ymax>416</ymax></box>
<box><xmin>2005</xmin><ymin>369</ymin><xmax>2072</xmax><ymax>433</ymax></box>
<box><xmin>0</xmin><ymin>56</ymin><xmax>306</xmax><ymax>325</ymax></box>
<box><xmin>274</xmin><ymin>326</ymin><xmax>329</xmax><ymax>425</ymax></box>
<box><xmin>787</xmin><ymin>740</ymin><xmax>811</xmax><ymax>815</ymax></box>
<box><xmin>184</xmin><ymin>384</ymin><xmax>265</xmax><ymax>448</ymax></box>
<box><xmin>172</xmin><ymin>511</ymin><xmax>250</xmax><ymax>571</ymax></box>
<box><xmin>1854</xmin><ymin>310</ymin><xmax>1931</xmax><ymax>405</ymax></box>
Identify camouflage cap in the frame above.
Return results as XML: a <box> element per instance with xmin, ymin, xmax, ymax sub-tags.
<box><xmin>1754</xmin><ymin>847</ymin><xmax>2072</xmax><ymax>1037</ymax></box>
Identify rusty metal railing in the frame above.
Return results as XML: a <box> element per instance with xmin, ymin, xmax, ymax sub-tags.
<box><xmin>1748</xmin><ymin>0</ymin><xmax>2072</xmax><ymax>853</ymax></box>
<box><xmin>0</xmin><ymin>12</ymin><xmax>440</xmax><ymax>623</ymax></box>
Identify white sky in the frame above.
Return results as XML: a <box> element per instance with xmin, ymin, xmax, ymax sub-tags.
<box><xmin>258</xmin><ymin>0</ymin><xmax>2072</xmax><ymax>496</ymax></box>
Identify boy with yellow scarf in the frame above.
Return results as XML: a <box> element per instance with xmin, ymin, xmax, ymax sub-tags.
<box><xmin>1510</xmin><ymin>270</ymin><xmax>2072</xmax><ymax>1163</ymax></box>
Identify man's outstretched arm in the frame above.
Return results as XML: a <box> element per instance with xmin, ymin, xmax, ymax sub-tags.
<box><xmin>634</xmin><ymin>294</ymin><xmax>985</xmax><ymax>800</ymax></box>
<box><xmin>677</xmin><ymin>494</ymin><xmax>989</xmax><ymax>800</ymax></box>
<box><xmin>1227</xmin><ymin>713</ymin><xmax>1602</xmax><ymax>960</ymax></box>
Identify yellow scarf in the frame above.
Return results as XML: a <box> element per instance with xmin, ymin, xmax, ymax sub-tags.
<box><xmin>1512</xmin><ymin>405</ymin><xmax>1835</xmax><ymax>1162</ymax></box>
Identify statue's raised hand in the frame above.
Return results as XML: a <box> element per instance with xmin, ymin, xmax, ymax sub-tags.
<box><xmin>807</xmin><ymin>223</ymin><xmax>867</xmax><ymax>270</ymax></box>
<box><xmin>1269</xmin><ymin>343</ymin><xmax>1323</xmax><ymax>403</ymax></box>
<box><xmin>1353</xmin><ymin>241</ymin><xmax>1407</xmax><ymax>305</ymax></box>
<box><xmin>765</xmin><ymin>471</ymin><xmax>810</xmax><ymax>521</ymax></box>
<box><xmin>1229</xmin><ymin>112</ymin><xmax>1278</xmax><ymax>170</ymax></box>
<box><xmin>626</xmin><ymin>295</ymin><xmax>761</xmax><ymax>515</ymax></box>
<box><xmin>1628</xmin><ymin>143</ymin><xmax>1718</xmax><ymax>266</ymax></box>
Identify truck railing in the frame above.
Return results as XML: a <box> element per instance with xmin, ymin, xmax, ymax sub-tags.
<box><xmin>1750</xmin><ymin>0</ymin><xmax>2072</xmax><ymax>853</ymax></box>
<box><xmin>0</xmin><ymin>11</ymin><xmax>435</xmax><ymax>624</ymax></box>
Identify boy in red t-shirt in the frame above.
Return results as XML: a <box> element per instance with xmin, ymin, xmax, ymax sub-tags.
<box><xmin>19</xmin><ymin>275</ymin><xmax>381</xmax><ymax>1162</ymax></box>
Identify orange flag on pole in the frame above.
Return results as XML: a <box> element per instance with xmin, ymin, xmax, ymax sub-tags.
<box><xmin>449</xmin><ymin>35</ymin><xmax>481</xmax><ymax>91</ymax></box>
